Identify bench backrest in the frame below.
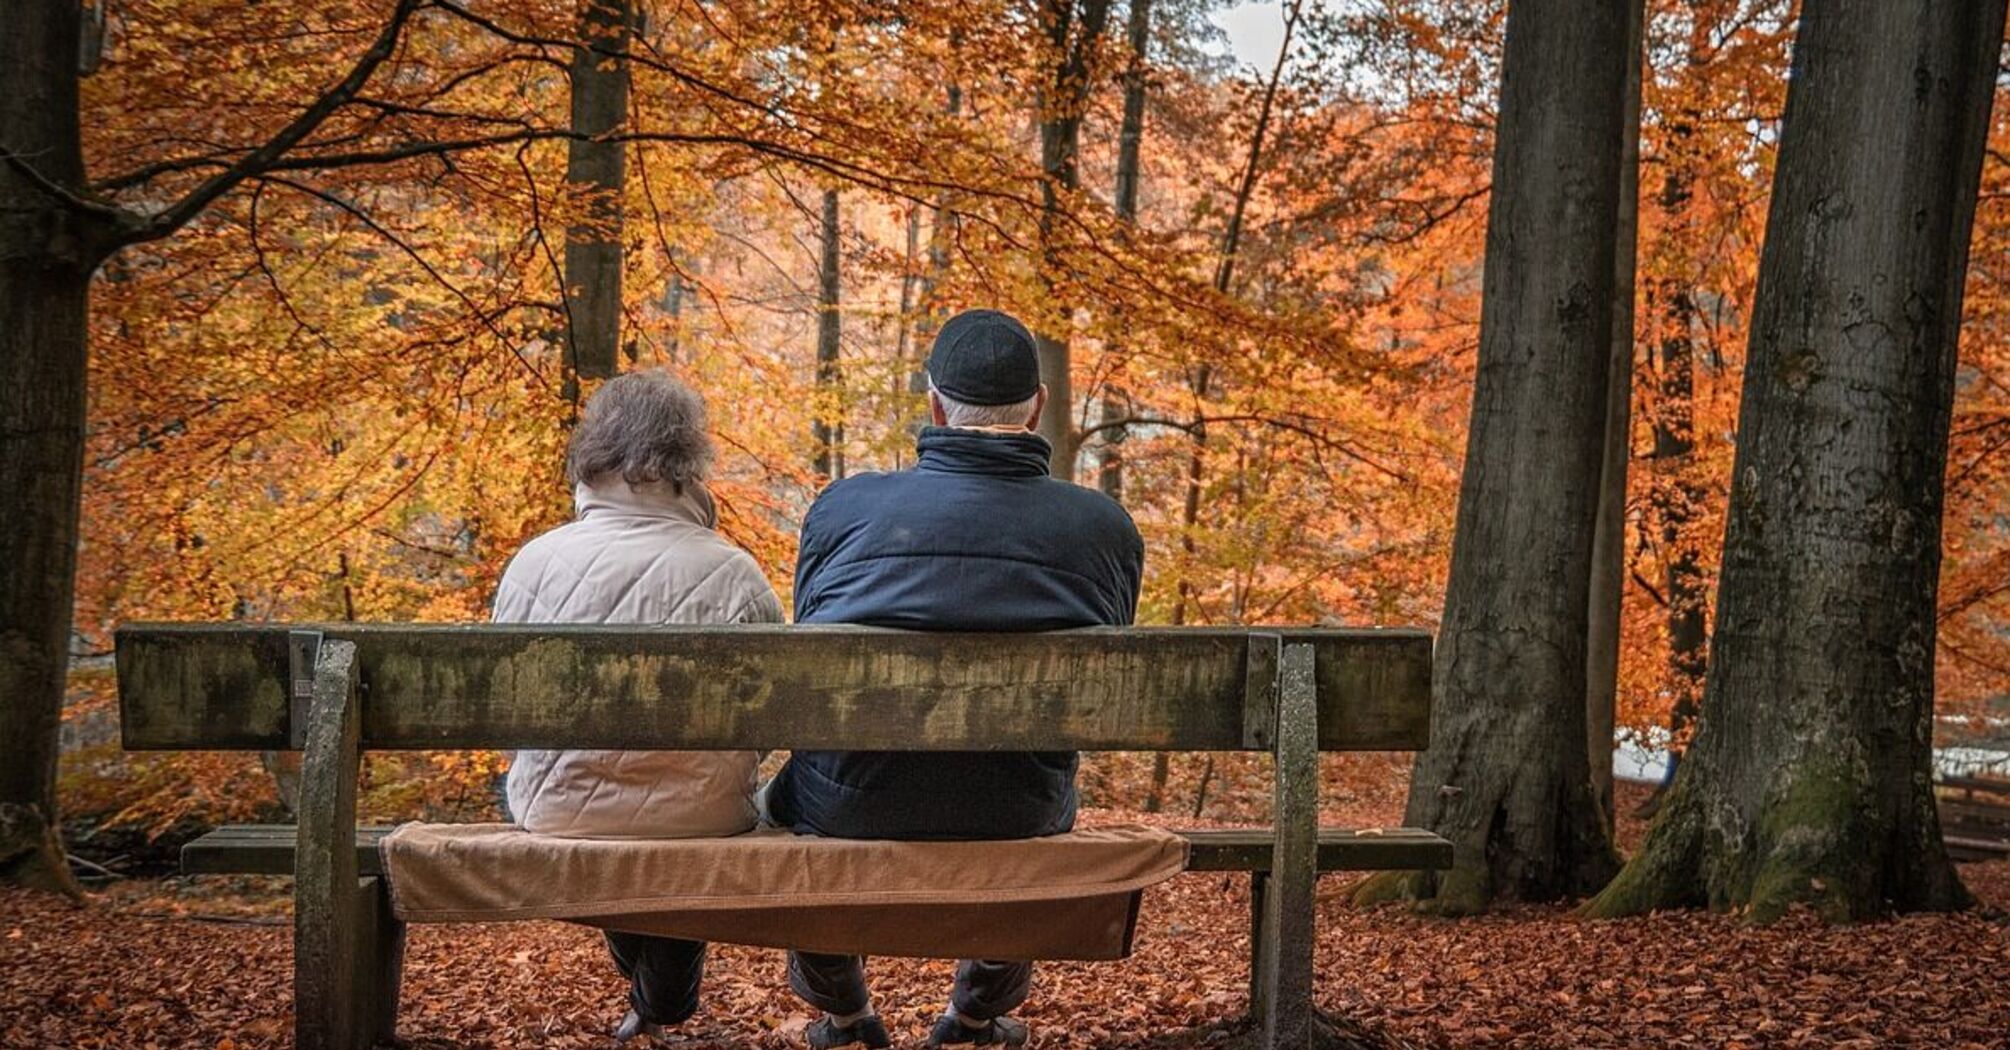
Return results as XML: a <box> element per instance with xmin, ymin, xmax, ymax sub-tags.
<box><xmin>116</xmin><ymin>624</ymin><xmax>1431</xmax><ymax>752</ymax></box>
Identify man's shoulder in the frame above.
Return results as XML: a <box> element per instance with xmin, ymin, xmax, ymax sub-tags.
<box><xmin>803</xmin><ymin>469</ymin><xmax>909</xmax><ymax>525</ymax></box>
<box><xmin>1033</xmin><ymin>479</ymin><xmax>1143</xmax><ymax>541</ymax></box>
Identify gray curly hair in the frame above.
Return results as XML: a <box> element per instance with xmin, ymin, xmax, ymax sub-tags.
<box><xmin>565</xmin><ymin>370</ymin><xmax>716</xmax><ymax>491</ymax></box>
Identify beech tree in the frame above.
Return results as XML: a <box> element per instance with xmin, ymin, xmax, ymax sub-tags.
<box><xmin>1586</xmin><ymin>0</ymin><xmax>2004</xmax><ymax>921</ymax></box>
<box><xmin>1032</xmin><ymin>0</ymin><xmax>1113</xmax><ymax>478</ymax></box>
<box><xmin>1354</xmin><ymin>0</ymin><xmax>1633</xmax><ymax>913</ymax></box>
<box><xmin>562</xmin><ymin>0</ymin><xmax>636</xmax><ymax>385</ymax></box>
<box><xmin>814</xmin><ymin>187</ymin><xmax>845</xmax><ymax>480</ymax></box>
<box><xmin>0</xmin><ymin>0</ymin><xmax>446</xmax><ymax>891</ymax></box>
<box><xmin>1586</xmin><ymin>0</ymin><xmax>1646</xmax><ymax>829</ymax></box>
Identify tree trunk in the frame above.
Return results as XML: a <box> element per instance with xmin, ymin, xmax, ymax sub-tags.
<box><xmin>1033</xmin><ymin>0</ymin><xmax>1112</xmax><ymax>479</ymax></box>
<box><xmin>910</xmin><ymin>78</ymin><xmax>962</xmax><ymax>411</ymax></box>
<box><xmin>1147</xmin><ymin>0</ymin><xmax>1294</xmax><ymax>813</ymax></box>
<box><xmin>562</xmin><ymin>0</ymin><xmax>633</xmax><ymax>385</ymax></box>
<box><xmin>1354</xmin><ymin>0</ymin><xmax>1628</xmax><ymax>914</ymax></box>
<box><xmin>0</xmin><ymin>0</ymin><xmax>96</xmax><ymax>895</ymax></box>
<box><xmin>814</xmin><ymin>187</ymin><xmax>844</xmax><ymax>481</ymax></box>
<box><xmin>1097</xmin><ymin>0</ymin><xmax>1152</xmax><ymax>503</ymax></box>
<box><xmin>1587</xmin><ymin>0</ymin><xmax>2001</xmax><ymax>923</ymax></box>
<box><xmin>1585</xmin><ymin>0</ymin><xmax>1645</xmax><ymax>832</ymax></box>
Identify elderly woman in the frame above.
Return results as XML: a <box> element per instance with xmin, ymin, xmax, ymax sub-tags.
<box><xmin>496</xmin><ymin>370</ymin><xmax>782</xmax><ymax>1042</ymax></box>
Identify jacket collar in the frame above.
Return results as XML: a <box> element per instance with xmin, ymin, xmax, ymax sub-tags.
<box><xmin>573</xmin><ymin>475</ymin><xmax>718</xmax><ymax>528</ymax></box>
<box><xmin>915</xmin><ymin>425</ymin><xmax>1053</xmax><ymax>478</ymax></box>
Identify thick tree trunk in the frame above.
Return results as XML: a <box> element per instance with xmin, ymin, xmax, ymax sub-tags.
<box><xmin>814</xmin><ymin>187</ymin><xmax>844</xmax><ymax>481</ymax></box>
<box><xmin>1586</xmin><ymin>0</ymin><xmax>2002</xmax><ymax>923</ymax></box>
<box><xmin>1586</xmin><ymin>0</ymin><xmax>1645</xmax><ymax>831</ymax></box>
<box><xmin>0</xmin><ymin>0</ymin><xmax>96</xmax><ymax>895</ymax></box>
<box><xmin>1355</xmin><ymin>0</ymin><xmax>1628</xmax><ymax>913</ymax></box>
<box><xmin>1033</xmin><ymin>0</ymin><xmax>1112</xmax><ymax>479</ymax></box>
<box><xmin>562</xmin><ymin>0</ymin><xmax>633</xmax><ymax>384</ymax></box>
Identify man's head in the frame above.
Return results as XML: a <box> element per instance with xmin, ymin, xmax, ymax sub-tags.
<box><xmin>925</xmin><ymin>309</ymin><xmax>1047</xmax><ymax>430</ymax></box>
<box><xmin>566</xmin><ymin>370</ymin><xmax>715</xmax><ymax>490</ymax></box>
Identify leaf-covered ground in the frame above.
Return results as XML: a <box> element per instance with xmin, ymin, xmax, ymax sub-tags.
<box><xmin>5</xmin><ymin>781</ymin><xmax>2007</xmax><ymax>1049</ymax></box>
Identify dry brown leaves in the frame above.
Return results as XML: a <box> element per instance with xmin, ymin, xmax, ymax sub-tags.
<box><xmin>4</xmin><ymin>783</ymin><xmax>2007</xmax><ymax>1049</ymax></box>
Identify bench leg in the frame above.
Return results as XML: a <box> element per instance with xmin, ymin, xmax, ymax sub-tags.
<box><xmin>294</xmin><ymin>640</ymin><xmax>368</xmax><ymax>1050</ymax></box>
<box><xmin>1247</xmin><ymin>870</ymin><xmax>1270</xmax><ymax>1020</ymax></box>
<box><xmin>356</xmin><ymin>876</ymin><xmax>407</xmax><ymax>1046</ymax></box>
<box><xmin>1253</xmin><ymin>641</ymin><xmax>1319</xmax><ymax>1049</ymax></box>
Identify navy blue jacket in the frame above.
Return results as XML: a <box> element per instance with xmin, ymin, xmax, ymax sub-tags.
<box><xmin>766</xmin><ymin>426</ymin><xmax>1145</xmax><ymax>840</ymax></box>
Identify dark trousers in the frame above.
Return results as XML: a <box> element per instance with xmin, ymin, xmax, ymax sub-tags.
<box><xmin>788</xmin><ymin>951</ymin><xmax>1032</xmax><ymax>1021</ymax></box>
<box><xmin>605</xmin><ymin>932</ymin><xmax>706</xmax><ymax>1025</ymax></box>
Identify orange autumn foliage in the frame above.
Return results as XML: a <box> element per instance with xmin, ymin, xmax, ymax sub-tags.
<box><xmin>58</xmin><ymin>0</ymin><xmax>2010</xmax><ymax>829</ymax></box>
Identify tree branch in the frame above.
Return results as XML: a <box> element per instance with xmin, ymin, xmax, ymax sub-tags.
<box><xmin>111</xmin><ymin>0</ymin><xmax>427</xmax><ymax>248</ymax></box>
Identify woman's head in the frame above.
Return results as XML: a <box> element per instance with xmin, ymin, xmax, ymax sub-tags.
<box><xmin>565</xmin><ymin>370</ymin><xmax>716</xmax><ymax>491</ymax></box>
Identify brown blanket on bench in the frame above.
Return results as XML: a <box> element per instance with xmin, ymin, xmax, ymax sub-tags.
<box><xmin>379</xmin><ymin>823</ymin><xmax>1188</xmax><ymax>961</ymax></box>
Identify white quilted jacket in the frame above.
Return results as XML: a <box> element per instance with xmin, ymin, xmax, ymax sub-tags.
<box><xmin>498</xmin><ymin>476</ymin><xmax>783</xmax><ymax>838</ymax></box>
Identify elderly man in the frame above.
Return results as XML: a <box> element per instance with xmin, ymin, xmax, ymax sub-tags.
<box><xmin>766</xmin><ymin>308</ymin><xmax>1145</xmax><ymax>1048</ymax></box>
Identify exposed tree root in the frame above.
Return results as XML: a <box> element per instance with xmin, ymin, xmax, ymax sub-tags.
<box><xmin>0</xmin><ymin>803</ymin><xmax>84</xmax><ymax>900</ymax></box>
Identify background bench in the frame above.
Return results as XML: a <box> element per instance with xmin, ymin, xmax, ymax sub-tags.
<box><xmin>118</xmin><ymin>623</ymin><xmax>1450</xmax><ymax>1050</ymax></box>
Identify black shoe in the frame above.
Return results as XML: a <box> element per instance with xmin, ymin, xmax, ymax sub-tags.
<box><xmin>926</xmin><ymin>1014</ymin><xmax>1029</xmax><ymax>1047</ymax></box>
<box><xmin>806</xmin><ymin>1014</ymin><xmax>892</xmax><ymax>1049</ymax></box>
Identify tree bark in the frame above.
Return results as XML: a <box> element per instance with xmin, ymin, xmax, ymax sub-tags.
<box><xmin>1033</xmin><ymin>0</ymin><xmax>1112</xmax><ymax>479</ymax></box>
<box><xmin>562</xmin><ymin>0</ymin><xmax>634</xmax><ymax>385</ymax></box>
<box><xmin>0</xmin><ymin>0</ymin><xmax>100</xmax><ymax>896</ymax></box>
<box><xmin>814</xmin><ymin>187</ymin><xmax>845</xmax><ymax>481</ymax></box>
<box><xmin>910</xmin><ymin>78</ymin><xmax>962</xmax><ymax>410</ymax></box>
<box><xmin>1631</xmin><ymin>20</ymin><xmax>1715</xmax><ymax>820</ymax></box>
<box><xmin>1148</xmin><ymin>0</ymin><xmax>1295</xmax><ymax>813</ymax></box>
<box><xmin>1586</xmin><ymin>0</ymin><xmax>2002</xmax><ymax>923</ymax></box>
<box><xmin>2</xmin><ymin>0</ymin><xmax>419</xmax><ymax>892</ymax></box>
<box><xmin>1354</xmin><ymin>0</ymin><xmax>1628</xmax><ymax>913</ymax></box>
<box><xmin>1585</xmin><ymin>0</ymin><xmax>1645</xmax><ymax>832</ymax></box>
<box><xmin>1097</xmin><ymin>0</ymin><xmax>1152</xmax><ymax>503</ymax></box>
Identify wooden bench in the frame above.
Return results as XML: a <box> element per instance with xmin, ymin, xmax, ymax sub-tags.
<box><xmin>117</xmin><ymin>623</ymin><xmax>1449</xmax><ymax>1050</ymax></box>
<box><xmin>1937</xmin><ymin>774</ymin><xmax>2010</xmax><ymax>861</ymax></box>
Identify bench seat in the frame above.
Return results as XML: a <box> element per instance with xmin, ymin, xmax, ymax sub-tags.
<box><xmin>182</xmin><ymin>823</ymin><xmax>1453</xmax><ymax>877</ymax></box>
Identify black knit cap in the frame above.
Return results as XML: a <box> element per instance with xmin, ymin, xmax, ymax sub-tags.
<box><xmin>925</xmin><ymin>309</ymin><xmax>1042</xmax><ymax>406</ymax></box>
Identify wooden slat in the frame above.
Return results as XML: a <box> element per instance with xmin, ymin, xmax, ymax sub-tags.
<box><xmin>181</xmin><ymin>825</ymin><xmax>1453</xmax><ymax>877</ymax></box>
<box><xmin>119</xmin><ymin>624</ymin><xmax>1431</xmax><ymax>752</ymax></box>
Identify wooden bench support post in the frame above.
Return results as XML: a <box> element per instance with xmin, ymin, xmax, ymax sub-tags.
<box><xmin>294</xmin><ymin>638</ymin><xmax>374</xmax><ymax>1050</ymax></box>
<box><xmin>1247</xmin><ymin>869</ymin><xmax>1270</xmax><ymax>1020</ymax></box>
<box><xmin>358</xmin><ymin>876</ymin><xmax>407</xmax><ymax>1046</ymax></box>
<box><xmin>1254</xmin><ymin>641</ymin><xmax>1319</xmax><ymax>1049</ymax></box>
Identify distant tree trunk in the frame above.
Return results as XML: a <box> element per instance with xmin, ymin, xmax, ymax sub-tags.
<box><xmin>1628</xmin><ymin>53</ymin><xmax>1710</xmax><ymax>818</ymax></box>
<box><xmin>1651</xmin><ymin>271</ymin><xmax>1705</xmax><ymax>749</ymax></box>
<box><xmin>1169</xmin><ymin>0</ymin><xmax>1298</xmax><ymax>625</ymax></box>
<box><xmin>1588</xmin><ymin>0</ymin><xmax>2001</xmax><ymax>922</ymax></box>
<box><xmin>1147</xmin><ymin>0</ymin><xmax>1293</xmax><ymax>813</ymax></box>
<box><xmin>1033</xmin><ymin>0</ymin><xmax>1113</xmax><ymax>479</ymax></box>
<box><xmin>910</xmin><ymin>79</ymin><xmax>962</xmax><ymax>410</ymax></box>
<box><xmin>1586</xmin><ymin>0</ymin><xmax>1645</xmax><ymax>833</ymax></box>
<box><xmin>814</xmin><ymin>188</ymin><xmax>845</xmax><ymax>481</ymax></box>
<box><xmin>1097</xmin><ymin>0</ymin><xmax>1152</xmax><ymax>503</ymax></box>
<box><xmin>1354</xmin><ymin>0</ymin><xmax>1629</xmax><ymax>914</ymax></box>
<box><xmin>562</xmin><ymin>0</ymin><xmax>633</xmax><ymax>387</ymax></box>
<box><xmin>0</xmin><ymin>0</ymin><xmax>95</xmax><ymax>896</ymax></box>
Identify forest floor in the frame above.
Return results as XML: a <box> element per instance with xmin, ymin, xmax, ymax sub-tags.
<box><xmin>4</xmin><ymin>772</ymin><xmax>2008</xmax><ymax>1050</ymax></box>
